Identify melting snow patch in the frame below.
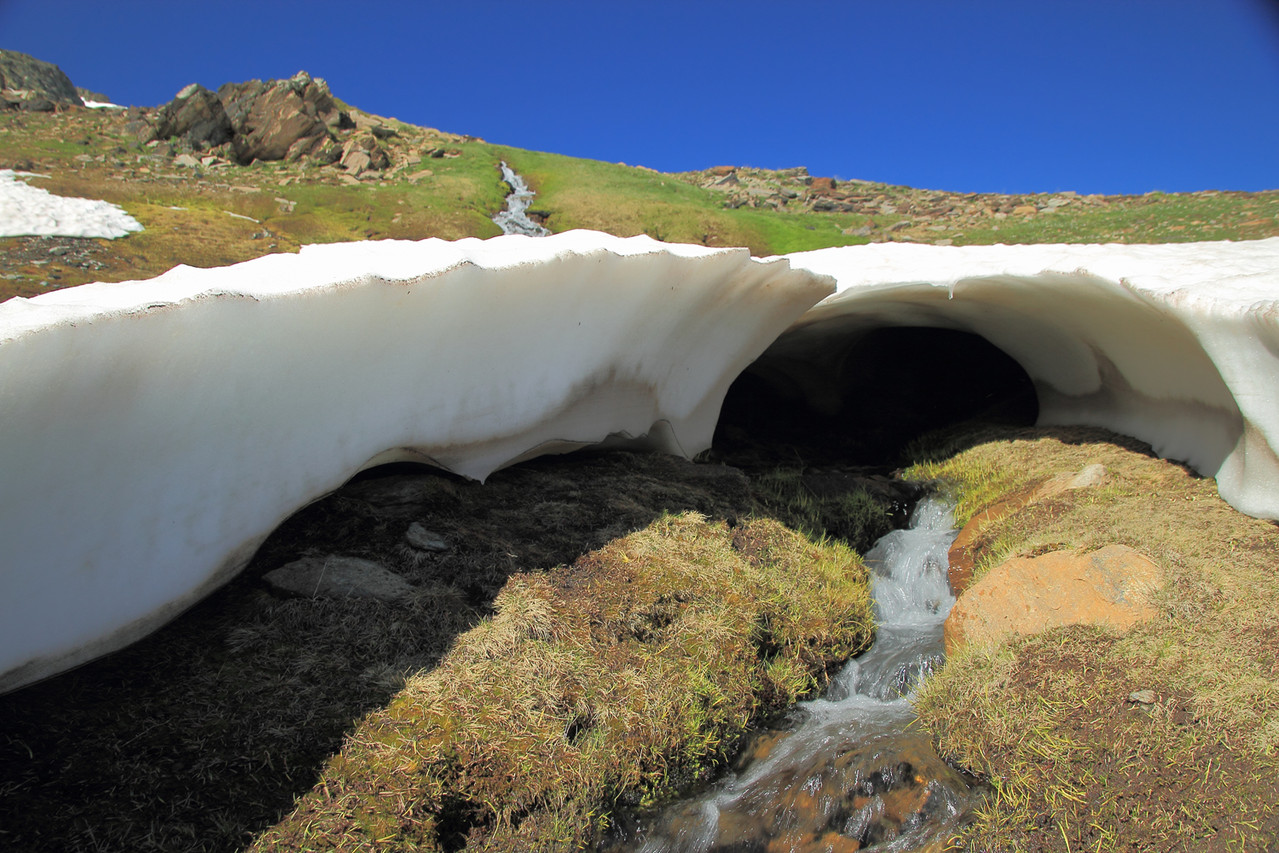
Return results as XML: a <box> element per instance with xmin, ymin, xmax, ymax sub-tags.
<box><xmin>0</xmin><ymin>231</ymin><xmax>832</xmax><ymax>693</ymax></box>
<box><xmin>0</xmin><ymin>169</ymin><xmax>143</xmax><ymax>239</ymax></box>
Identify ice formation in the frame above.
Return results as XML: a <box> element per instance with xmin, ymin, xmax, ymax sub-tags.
<box><xmin>0</xmin><ymin>231</ymin><xmax>831</xmax><ymax>693</ymax></box>
<box><xmin>781</xmin><ymin>237</ymin><xmax>1279</xmax><ymax>521</ymax></box>
<box><xmin>2</xmin><ymin>231</ymin><xmax>1276</xmax><ymax>693</ymax></box>
<box><xmin>0</xmin><ymin>168</ymin><xmax>143</xmax><ymax>238</ymax></box>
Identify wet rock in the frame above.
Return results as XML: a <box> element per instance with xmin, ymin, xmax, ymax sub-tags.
<box><xmin>154</xmin><ymin>84</ymin><xmax>232</xmax><ymax>151</ymax></box>
<box><xmin>651</xmin><ymin>731</ymin><xmax>975</xmax><ymax>852</ymax></box>
<box><xmin>263</xmin><ymin>555</ymin><xmax>413</xmax><ymax>601</ymax></box>
<box><xmin>944</xmin><ymin>544</ymin><xmax>1165</xmax><ymax>654</ymax></box>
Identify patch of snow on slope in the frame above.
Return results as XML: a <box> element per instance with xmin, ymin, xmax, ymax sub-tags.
<box><xmin>0</xmin><ymin>168</ymin><xmax>143</xmax><ymax>238</ymax></box>
<box><xmin>783</xmin><ymin>238</ymin><xmax>1279</xmax><ymax>521</ymax></box>
<box><xmin>0</xmin><ymin>231</ymin><xmax>833</xmax><ymax>693</ymax></box>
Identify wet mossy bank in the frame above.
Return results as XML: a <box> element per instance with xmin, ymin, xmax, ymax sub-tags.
<box><xmin>0</xmin><ymin>450</ymin><xmax>903</xmax><ymax>853</ymax></box>
<box><xmin>10</xmin><ymin>419</ymin><xmax>1271</xmax><ymax>852</ymax></box>
<box><xmin>908</xmin><ymin>425</ymin><xmax>1279</xmax><ymax>851</ymax></box>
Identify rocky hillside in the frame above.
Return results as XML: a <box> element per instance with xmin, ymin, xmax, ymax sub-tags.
<box><xmin>675</xmin><ymin>163</ymin><xmax>1272</xmax><ymax>246</ymax></box>
<box><xmin>1</xmin><ymin>51</ymin><xmax>1276</xmax><ymax>303</ymax></box>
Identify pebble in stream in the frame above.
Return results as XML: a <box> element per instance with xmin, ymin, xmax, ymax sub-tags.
<box><xmin>604</xmin><ymin>497</ymin><xmax>983</xmax><ymax>853</ymax></box>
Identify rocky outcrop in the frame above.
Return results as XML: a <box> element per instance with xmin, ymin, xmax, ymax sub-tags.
<box><xmin>144</xmin><ymin>71</ymin><xmax>355</xmax><ymax>165</ymax></box>
<box><xmin>153</xmin><ymin>83</ymin><xmax>232</xmax><ymax>151</ymax></box>
<box><xmin>0</xmin><ymin>49</ymin><xmax>83</xmax><ymax>110</ymax></box>
<box><xmin>943</xmin><ymin>544</ymin><xmax>1164</xmax><ymax>655</ymax></box>
<box><xmin>217</xmin><ymin>71</ymin><xmax>353</xmax><ymax>164</ymax></box>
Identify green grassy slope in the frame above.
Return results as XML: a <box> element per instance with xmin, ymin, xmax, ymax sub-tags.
<box><xmin>2</xmin><ymin>103</ymin><xmax>1276</xmax><ymax>304</ymax></box>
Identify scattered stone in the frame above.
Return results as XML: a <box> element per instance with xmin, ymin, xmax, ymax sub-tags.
<box><xmin>406</xmin><ymin>522</ymin><xmax>449</xmax><ymax>552</ymax></box>
<box><xmin>1033</xmin><ymin>463</ymin><xmax>1107</xmax><ymax>502</ymax></box>
<box><xmin>888</xmin><ymin>220</ymin><xmax>913</xmax><ymax>232</ymax></box>
<box><xmin>263</xmin><ymin>555</ymin><xmax>413</xmax><ymax>601</ymax></box>
<box><xmin>340</xmin><ymin>131</ymin><xmax>390</xmax><ymax>174</ymax></box>
<box><xmin>1012</xmin><ymin>204</ymin><xmax>1037</xmax><ymax>216</ymax></box>
<box><xmin>173</xmin><ymin>153</ymin><xmax>199</xmax><ymax>168</ymax></box>
<box><xmin>406</xmin><ymin>169</ymin><xmax>434</xmax><ymax>183</ymax></box>
<box><xmin>843</xmin><ymin>224</ymin><xmax>875</xmax><ymax>237</ymax></box>
<box><xmin>1129</xmin><ymin>689</ymin><xmax>1157</xmax><ymax>705</ymax></box>
<box><xmin>944</xmin><ymin>544</ymin><xmax>1165</xmax><ymax>654</ymax></box>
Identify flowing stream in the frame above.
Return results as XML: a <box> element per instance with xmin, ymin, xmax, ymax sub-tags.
<box><xmin>492</xmin><ymin>161</ymin><xmax>551</xmax><ymax>236</ymax></box>
<box><xmin>606</xmin><ymin>496</ymin><xmax>981</xmax><ymax>852</ymax></box>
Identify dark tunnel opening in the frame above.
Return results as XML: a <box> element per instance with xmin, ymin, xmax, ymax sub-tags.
<box><xmin>714</xmin><ymin>326</ymin><xmax>1040</xmax><ymax>468</ymax></box>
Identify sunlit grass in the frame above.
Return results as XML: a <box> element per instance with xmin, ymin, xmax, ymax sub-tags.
<box><xmin>908</xmin><ymin>426</ymin><xmax>1279</xmax><ymax>851</ymax></box>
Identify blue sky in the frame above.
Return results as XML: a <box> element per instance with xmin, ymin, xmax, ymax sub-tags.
<box><xmin>2</xmin><ymin>0</ymin><xmax>1277</xmax><ymax>195</ymax></box>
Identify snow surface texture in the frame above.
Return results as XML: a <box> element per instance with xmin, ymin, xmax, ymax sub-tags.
<box><xmin>0</xmin><ymin>168</ymin><xmax>143</xmax><ymax>238</ymax></box>
<box><xmin>0</xmin><ymin>231</ymin><xmax>832</xmax><ymax>693</ymax></box>
<box><xmin>782</xmin><ymin>237</ymin><xmax>1279</xmax><ymax>521</ymax></box>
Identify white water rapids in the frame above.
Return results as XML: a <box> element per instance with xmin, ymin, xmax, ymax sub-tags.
<box><xmin>608</xmin><ymin>496</ymin><xmax>980</xmax><ymax>852</ymax></box>
<box><xmin>492</xmin><ymin>161</ymin><xmax>551</xmax><ymax>236</ymax></box>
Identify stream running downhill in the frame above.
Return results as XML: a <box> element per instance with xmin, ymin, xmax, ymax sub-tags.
<box><xmin>607</xmin><ymin>495</ymin><xmax>981</xmax><ymax>852</ymax></box>
<box><xmin>492</xmin><ymin>161</ymin><xmax>551</xmax><ymax>236</ymax></box>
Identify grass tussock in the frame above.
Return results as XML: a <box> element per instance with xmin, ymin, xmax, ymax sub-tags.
<box><xmin>906</xmin><ymin>425</ymin><xmax>1279</xmax><ymax>851</ymax></box>
<box><xmin>252</xmin><ymin>512</ymin><xmax>873</xmax><ymax>851</ymax></box>
<box><xmin>750</xmin><ymin>467</ymin><xmax>896</xmax><ymax>553</ymax></box>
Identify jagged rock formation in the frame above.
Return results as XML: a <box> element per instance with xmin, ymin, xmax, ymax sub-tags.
<box><xmin>153</xmin><ymin>83</ymin><xmax>232</xmax><ymax>151</ymax></box>
<box><xmin>0</xmin><ymin>49</ymin><xmax>83</xmax><ymax>111</ymax></box>
<box><xmin>137</xmin><ymin>71</ymin><xmax>359</xmax><ymax>166</ymax></box>
<box><xmin>218</xmin><ymin>71</ymin><xmax>354</xmax><ymax>163</ymax></box>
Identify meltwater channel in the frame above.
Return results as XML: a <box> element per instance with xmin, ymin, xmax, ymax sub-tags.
<box><xmin>606</xmin><ymin>495</ymin><xmax>982</xmax><ymax>852</ymax></box>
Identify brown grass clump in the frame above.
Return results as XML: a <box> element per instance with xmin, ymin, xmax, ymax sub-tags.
<box><xmin>252</xmin><ymin>513</ymin><xmax>873</xmax><ymax>851</ymax></box>
<box><xmin>908</xmin><ymin>425</ymin><xmax>1279</xmax><ymax>851</ymax></box>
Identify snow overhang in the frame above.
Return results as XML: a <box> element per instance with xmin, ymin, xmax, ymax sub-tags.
<box><xmin>0</xmin><ymin>231</ymin><xmax>833</xmax><ymax>692</ymax></box>
<box><xmin>782</xmin><ymin>238</ymin><xmax>1279</xmax><ymax>521</ymax></box>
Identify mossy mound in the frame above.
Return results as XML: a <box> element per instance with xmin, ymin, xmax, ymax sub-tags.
<box><xmin>253</xmin><ymin>512</ymin><xmax>873</xmax><ymax>851</ymax></box>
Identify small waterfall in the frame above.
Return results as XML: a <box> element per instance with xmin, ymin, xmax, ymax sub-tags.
<box><xmin>606</xmin><ymin>496</ymin><xmax>981</xmax><ymax>853</ymax></box>
<box><xmin>492</xmin><ymin>161</ymin><xmax>550</xmax><ymax>236</ymax></box>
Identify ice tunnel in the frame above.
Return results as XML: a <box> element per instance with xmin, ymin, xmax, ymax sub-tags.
<box><xmin>0</xmin><ymin>231</ymin><xmax>1277</xmax><ymax>694</ymax></box>
<box><xmin>776</xmin><ymin>239</ymin><xmax>1279</xmax><ymax>519</ymax></box>
<box><xmin>715</xmin><ymin>324</ymin><xmax>1040</xmax><ymax>465</ymax></box>
<box><xmin>0</xmin><ymin>232</ymin><xmax>832</xmax><ymax>693</ymax></box>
